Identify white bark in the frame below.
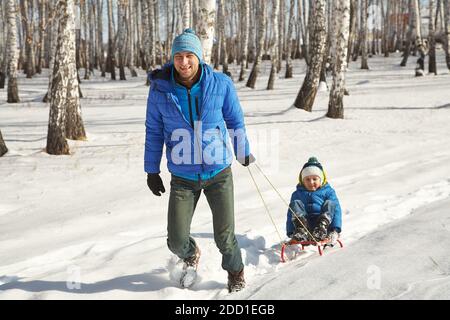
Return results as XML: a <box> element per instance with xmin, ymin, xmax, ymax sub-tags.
<box><xmin>196</xmin><ymin>0</ymin><xmax>216</xmax><ymax>64</ymax></box>
<box><xmin>0</xmin><ymin>129</ymin><xmax>7</xmax><ymax>157</ymax></box>
<box><xmin>284</xmin><ymin>0</ymin><xmax>295</xmax><ymax>78</ymax></box>
<box><xmin>118</xmin><ymin>0</ymin><xmax>127</xmax><ymax>79</ymax></box>
<box><xmin>182</xmin><ymin>0</ymin><xmax>191</xmax><ymax>29</ymax></box>
<box><xmin>327</xmin><ymin>0</ymin><xmax>351</xmax><ymax>119</ymax></box>
<box><xmin>6</xmin><ymin>0</ymin><xmax>20</xmax><ymax>103</ymax></box>
<box><xmin>239</xmin><ymin>0</ymin><xmax>249</xmax><ymax>81</ymax></box>
<box><xmin>429</xmin><ymin>0</ymin><xmax>437</xmax><ymax>74</ymax></box>
<box><xmin>47</xmin><ymin>0</ymin><xmax>75</xmax><ymax>154</ymax></box>
<box><xmin>267</xmin><ymin>0</ymin><xmax>280</xmax><ymax>90</ymax></box>
<box><xmin>246</xmin><ymin>0</ymin><xmax>266</xmax><ymax>88</ymax></box>
<box><xmin>361</xmin><ymin>0</ymin><xmax>369</xmax><ymax>69</ymax></box>
<box><xmin>293</xmin><ymin>0</ymin><xmax>327</xmax><ymax>111</ymax></box>
<box><xmin>444</xmin><ymin>0</ymin><xmax>450</xmax><ymax>69</ymax></box>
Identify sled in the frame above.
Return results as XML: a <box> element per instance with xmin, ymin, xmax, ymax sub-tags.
<box><xmin>280</xmin><ymin>238</ymin><xmax>343</xmax><ymax>262</ymax></box>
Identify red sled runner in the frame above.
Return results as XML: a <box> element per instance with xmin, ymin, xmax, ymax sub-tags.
<box><xmin>280</xmin><ymin>238</ymin><xmax>344</xmax><ymax>262</ymax></box>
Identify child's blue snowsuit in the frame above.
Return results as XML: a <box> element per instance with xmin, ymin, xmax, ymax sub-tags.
<box><xmin>286</xmin><ymin>183</ymin><xmax>342</xmax><ymax>237</ymax></box>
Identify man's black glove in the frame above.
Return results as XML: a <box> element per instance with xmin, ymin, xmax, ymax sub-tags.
<box><xmin>147</xmin><ymin>173</ymin><xmax>166</xmax><ymax>196</ymax></box>
<box><xmin>237</xmin><ymin>153</ymin><xmax>256</xmax><ymax>167</ymax></box>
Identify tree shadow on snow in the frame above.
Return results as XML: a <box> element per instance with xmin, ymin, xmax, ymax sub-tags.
<box><xmin>190</xmin><ymin>232</ymin><xmax>281</xmax><ymax>267</ymax></box>
<box><xmin>0</xmin><ymin>271</ymin><xmax>177</xmax><ymax>295</ymax></box>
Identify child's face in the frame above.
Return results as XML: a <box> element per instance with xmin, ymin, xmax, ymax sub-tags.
<box><xmin>302</xmin><ymin>175</ymin><xmax>322</xmax><ymax>191</ymax></box>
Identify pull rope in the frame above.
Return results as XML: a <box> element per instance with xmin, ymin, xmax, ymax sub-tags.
<box><xmin>253</xmin><ymin>163</ymin><xmax>319</xmax><ymax>245</ymax></box>
<box><xmin>246</xmin><ymin>166</ymin><xmax>284</xmax><ymax>246</ymax></box>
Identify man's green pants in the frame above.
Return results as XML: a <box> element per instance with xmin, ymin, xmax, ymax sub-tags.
<box><xmin>167</xmin><ymin>167</ymin><xmax>244</xmax><ymax>273</ymax></box>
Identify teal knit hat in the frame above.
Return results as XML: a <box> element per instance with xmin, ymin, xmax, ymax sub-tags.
<box><xmin>171</xmin><ymin>28</ymin><xmax>203</xmax><ymax>63</ymax></box>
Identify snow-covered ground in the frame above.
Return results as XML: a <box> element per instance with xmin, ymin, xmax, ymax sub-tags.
<box><xmin>1</xmin><ymin>52</ymin><xmax>449</xmax><ymax>299</ymax></box>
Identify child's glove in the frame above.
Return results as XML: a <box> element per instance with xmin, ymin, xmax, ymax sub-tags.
<box><xmin>327</xmin><ymin>230</ymin><xmax>339</xmax><ymax>244</ymax></box>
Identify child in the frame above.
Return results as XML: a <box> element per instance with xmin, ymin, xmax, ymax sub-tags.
<box><xmin>286</xmin><ymin>157</ymin><xmax>342</xmax><ymax>243</ymax></box>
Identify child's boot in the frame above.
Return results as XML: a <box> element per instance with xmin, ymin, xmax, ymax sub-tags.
<box><xmin>312</xmin><ymin>215</ymin><xmax>330</xmax><ymax>241</ymax></box>
<box><xmin>292</xmin><ymin>215</ymin><xmax>310</xmax><ymax>241</ymax></box>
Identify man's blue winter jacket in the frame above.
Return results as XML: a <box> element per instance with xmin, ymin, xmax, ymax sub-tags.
<box><xmin>286</xmin><ymin>183</ymin><xmax>342</xmax><ymax>236</ymax></box>
<box><xmin>144</xmin><ymin>63</ymin><xmax>251</xmax><ymax>176</ymax></box>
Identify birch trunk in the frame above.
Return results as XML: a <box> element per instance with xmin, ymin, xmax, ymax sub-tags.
<box><xmin>148</xmin><ymin>0</ymin><xmax>155</xmax><ymax>68</ymax></box>
<box><xmin>82</xmin><ymin>0</ymin><xmax>91</xmax><ymax>79</ymax></box>
<box><xmin>414</xmin><ymin>0</ymin><xmax>426</xmax><ymax>76</ymax></box>
<box><xmin>246</xmin><ymin>0</ymin><xmax>266</xmax><ymax>89</ymax></box>
<box><xmin>361</xmin><ymin>0</ymin><xmax>369</xmax><ymax>69</ymax></box>
<box><xmin>46</xmin><ymin>0</ymin><xmax>74</xmax><ymax>155</ymax></box>
<box><xmin>217</xmin><ymin>0</ymin><xmax>230</xmax><ymax>76</ymax></box>
<box><xmin>400</xmin><ymin>0</ymin><xmax>414</xmax><ymax>66</ymax></box>
<box><xmin>444</xmin><ymin>0</ymin><xmax>450</xmax><ymax>69</ymax></box>
<box><xmin>197</xmin><ymin>0</ymin><xmax>216</xmax><ymax>65</ymax></box>
<box><xmin>43</xmin><ymin>0</ymin><xmax>58</xmax><ymax>103</ymax></box>
<box><xmin>128</xmin><ymin>0</ymin><xmax>138</xmax><ymax>76</ymax></box>
<box><xmin>141</xmin><ymin>0</ymin><xmax>150</xmax><ymax>70</ymax></box>
<box><xmin>239</xmin><ymin>0</ymin><xmax>249</xmax><ymax>81</ymax></box>
<box><xmin>88</xmin><ymin>0</ymin><xmax>95</xmax><ymax>71</ymax></box>
<box><xmin>6</xmin><ymin>0</ymin><xmax>20</xmax><ymax>103</ymax></box>
<box><xmin>182</xmin><ymin>0</ymin><xmax>191</xmax><ymax>29</ymax></box>
<box><xmin>0</xmin><ymin>0</ymin><xmax>7</xmax><ymax>89</ymax></box>
<box><xmin>285</xmin><ymin>0</ymin><xmax>295</xmax><ymax>78</ymax></box>
<box><xmin>37</xmin><ymin>0</ymin><xmax>46</xmax><ymax>74</ymax></box>
<box><xmin>64</xmin><ymin>7</ymin><xmax>86</xmax><ymax>141</ymax></box>
<box><xmin>21</xmin><ymin>0</ymin><xmax>36</xmax><ymax>78</ymax></box>
<box><xmin>293</xmin><ymin>0</ymin><xmax>327</xmax><ymax>111</ymax></box>
<box><xmin>0</xmin><ymin>129</ymin><xmax>7</xmax><ymax>157</ymax></box>
<box><xmin>118</xmin><ymin>0</ymin><xmax>127</xmax><ymax>80</ymax></box>
<box><xmin>429</xmin><ymin>0</ymin><xmax>437</xmax><ymax>74</ymax></box>
<box><xmin>97</xmin><ymin>0</ymin><xmax>105</xmax><ymax>76</ymax></box>
<box><xmin>106</xmin><ymin>0</ymin><xmax>116</xmax><ymax>79</ymax></box>
<box><xmin>327</xmin><ymin>0</ymin><xmax>350</xmax><ymax>119</ymax></box>
<box><xmin>267</xmin><ymin>0</ymin><xmax>280</xmax><ymax>90</ymax></box>
<box><xmin>383</xmin><ymin>0</ymin><xmax>390</xmax><ymax>57</ymax></box>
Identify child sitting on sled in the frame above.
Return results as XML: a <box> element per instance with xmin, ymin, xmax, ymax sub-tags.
<box><xmin>286</xmin><ymin>157</ymin><xmax>342</xmax><ymax>243</ymax></box>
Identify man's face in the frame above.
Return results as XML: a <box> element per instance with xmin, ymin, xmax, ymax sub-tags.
<box><xmin>173</xmin><ymin>52</ymin><xmax>200</xmax><ymax>81</ymax></box>
<box><xmin>302</xmin><ymin>175</ymin><xmax>322</xmax><ymax>191</ymax></box>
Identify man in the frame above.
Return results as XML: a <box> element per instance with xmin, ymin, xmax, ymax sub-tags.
<box><xmin>144</xmin><ymin>28</ymin><xmax>255</xmax><ymax>293</ymax></box>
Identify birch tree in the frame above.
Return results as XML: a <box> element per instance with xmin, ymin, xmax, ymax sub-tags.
<box><xmin>197</xmin><ymin>0</ymin><xmax>216</xmax><ymax>64</ymax></box>
<box><xmin>47</xmin><ymin>0</ymin><xmax>75</xmax><ymax>155</ymax></box>
<box><xmin>0</xmin><ymin>129</ymin><xmax>7</xmax><ymax>157</ymax></box>
<box><xmin>444</xmin><ymin>0</ymin><xmax>450</xmax><ymax>69</ymax></box>
<box><xmin>37</xmin><ymin>0</ymin><xmax>46</xmax><ymax>74</ymax></box>
<box><xmin>128</xmin><ymin>0</ymin><xmax>138</xmax><ymax>76</ymax></box>
<box><xmin>118</xmin><ymin>0</ymin><xmax>127</xmax><ymax>80</ymax></box>
<box><xmin>182</xmin><ymin>0</ymin><xmax>191</xmax><ymax>29</ymax></box>
<box><xmin>148</xmin><ymin>0</ymin><xmax>155</xmax><ymax>68</ymax></box>
<box><xmin>327</xmin><ymin>0</ymin><xmax>350</xmax><ymax>119</ymax></box>
<box><xmin>141</xmin><ymin>0</ymin><xmax>150</xmax><ymax>70</ymax></box>
<box><xmin>6</xmin><ymin>0</ymin><xmax>20</xmax><ymax>103</ymax></box>
<box><xmin>21</xmin><ymin>0</ymin><xmax>36</xmax><ymax>78</ymax></box>
<box><xmin>360</xmin><ymin>0</ymin><xmax>369</xmax><ymax>69</ymax></box>
<box><xmin>81</xmin><ymin>0</ymin><xmax>91</xmax><ymax>79</ymax></box>
<box><xmin>401</xmin><ymin>0</ymin><xmax>415</xmax><ymax>66</ymax></box>
<box><xmin>246</xmin><ymin>0</ymin><xmax>266</xmax><ymax>89</ymax></box>
<box><xmin>106</xmin><ymin>0</ymin><xmax>116</xmax><ymax>80</ymax></box>
<box><xmin>414</xmin><ymin>0</ymin><xmax>426</xmax><ymax>76</ymax></box>
<box><xmin>0</xmin><ymin>0</ymin><xmax>7</xmax><ymax>89</ymax></box>
<box><xmin>293</xmin><ymin>0</ymin><xmax>327</xmax><ymax>111</ymax></box>
<box><xmin>43</xmin><ymin>0</ymin><xmax>59</xmax><ymax>103</ymax></box>
<box><xmin>285</xmin><ymin>0</ymin><xmax>295</xmax><ymax>78</ymax></box>
<box><xmin>428</xmin><ymin>0</ymin><xmax>437</xmax><ymax>75</ymax></box>
<box><xmin>96</xmin><ymin>0</ymin><xmax>105</xmax><ymax>76</ymax></box>
<box><xmin>239</xmin><ymin>0</ymin><xmax>249</xmax><ymax>81</ymax></box>
<box><xmin>267</xmin><ymin>0</ymin><xmax>280</xmax><ymax>90</ymax></box>
<box><xmin>383</xmin><ymin>0</ymin><xmax>390</xmax><ymax>57</ymax></box>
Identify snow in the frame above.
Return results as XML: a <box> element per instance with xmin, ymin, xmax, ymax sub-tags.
<box><xmin>1</xmin><ymin>52</ymin><xmax>450</xmax><ymax>299</ymax></box>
